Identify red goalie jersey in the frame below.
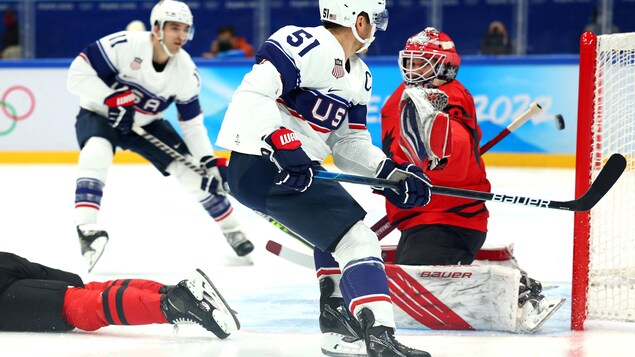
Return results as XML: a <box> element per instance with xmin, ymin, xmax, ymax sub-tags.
<box><xmin>381</xmin><ymin>80</ymin><xmax>491</xmax><ymax>232</ymax></box>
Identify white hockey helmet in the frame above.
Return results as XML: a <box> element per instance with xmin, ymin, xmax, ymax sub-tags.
<box><xmin>319</xmin><ymin>0</ymin><xmax>388</xmax><ymax>53</ymax></box>
<box><xmin>150</xmin><ymin>0</ymin><xmax>194</xmax><ymax>42</ymax></box>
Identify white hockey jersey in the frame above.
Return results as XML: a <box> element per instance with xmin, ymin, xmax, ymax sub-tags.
<box><xmin>67</xmin><ymin>31</ymin><xmax>202</xmax><ymax>128</ymax></box>
<box><xmin>216</xmin><ymin>25</ymin><xmax>386</xmax><ymax>176</ymax></box>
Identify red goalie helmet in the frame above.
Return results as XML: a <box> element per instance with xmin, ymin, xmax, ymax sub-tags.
<box><xmin>399</xmin><ymin>27</ymin><xmax>461</xmax><ymax>86</ymax></box>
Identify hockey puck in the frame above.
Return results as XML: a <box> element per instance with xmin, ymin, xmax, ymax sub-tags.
<box><xmin>555</xmin><ymin>114</ymin><xmax>565</xmax><ymax>130</ymax></box>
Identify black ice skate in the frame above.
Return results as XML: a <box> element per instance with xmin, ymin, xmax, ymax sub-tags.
<box><xmin>77</xmin><ymin>224</ymin><xmax>109</xmax><ymax>273</ymax></box>
<box><xmin>518</xmin><ymin>273</ymin><xmax>543</xmax><ymax>306</ymax></box>
<box><xmin>357</xmin><ymin>307</ymin><xmax>431</xmax><ymax>357</ymax></box>
<box><xmin>223</xmin><ymin>230</ymin><xmax>254</xmax><ymax>257</ymax></box>
<box><xmin>161</xmin><ymin>268</ymin><xmax>240</xmax><ymax>339</ymax></box>
<box><xmin>319</xmin><ymin>277</ymin><xmax>366</xmax><ymax>357</ymax></box>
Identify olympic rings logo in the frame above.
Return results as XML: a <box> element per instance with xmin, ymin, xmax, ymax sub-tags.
<box><xmin>0</xmin><ymin>85</ymin><xmax>36</xmax><ymax>136</ymax></box>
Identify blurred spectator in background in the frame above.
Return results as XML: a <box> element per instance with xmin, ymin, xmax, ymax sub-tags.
<box><xmin>480</xmin><ymin>21</ymin><xmax>512</xmax><ymax>55</ymax></box>
<box><xmin>584</xmin><ymin>7</ymin><xmax>619</xmax><ymax>34</ymax></box>
<box><xmin>1</xmin><ymin>7</ymin><xmax>20</xmax><ymax>59</ymax></box>
<box><xmin>202</xmin><ymin>25</ymin><xmax>253</xmax><ymax>58</ymax></box>
<box><xmin>126</xmin><ymin>19</ymin><xmax>147</xmax><ymax>32</ymax></box>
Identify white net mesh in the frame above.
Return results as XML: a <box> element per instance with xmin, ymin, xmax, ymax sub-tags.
<box><xmin>587</xmin><ymin>32</ymin><xmax>635</xmax><ymax>322</ymax></box>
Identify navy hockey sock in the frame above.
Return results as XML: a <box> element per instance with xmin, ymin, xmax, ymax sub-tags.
<box><xmin>339</xmin><ymin>257</ymin><xmax>391</xmax><ymax>315</ymax></box>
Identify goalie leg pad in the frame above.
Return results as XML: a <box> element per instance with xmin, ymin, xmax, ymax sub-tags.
<box><xmin>388</xmin><ymin>264</ymin><xmax>520</xmax><ymax>332</ymax></box>
<box><xmin>0</xmin><ymin>279</ymin><xmax>74</xmax><ymax>332</ymax></box>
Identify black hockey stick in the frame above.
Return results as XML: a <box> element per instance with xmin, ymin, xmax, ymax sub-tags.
<box><xmin>314</xmin><ymin>153</ymin><xmax>626</xmax><ymax>212</ymax></box>
<box><xmin>132</xmin><ymin>126</ymin><xmax>312</xmax><ymax>246</ymax></box>
<box><xmin>132</xmin><ymin>126</ymin><xmax>206</xmax><ymax>175</ymax></box>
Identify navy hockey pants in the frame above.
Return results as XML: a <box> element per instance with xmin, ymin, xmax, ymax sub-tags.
<box><xmin>75</xmin><ymin>109</ymin><xmax>189</xmax><ymax>176</ymax></box>
<box><xmin>226</xmin><ymin>152</ymin><xmax>366</xmax><ymax>252</ymax></box>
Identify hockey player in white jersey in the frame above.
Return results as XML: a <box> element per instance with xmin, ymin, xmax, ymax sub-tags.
<box><xmin>66</xmin><ymin>0</ymin><xmax>253</xmax><ymax>272</ymax></box>
<box><xmin>217</xmin><ymin>1</ymin><xmax>431</xmax><ymax>356</ymax></box>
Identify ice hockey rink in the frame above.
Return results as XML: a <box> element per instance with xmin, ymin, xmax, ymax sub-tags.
<box><xmin>1</xmin><ymin>163</ymin><xmax>633</xmax><ymax>357</ymax></box>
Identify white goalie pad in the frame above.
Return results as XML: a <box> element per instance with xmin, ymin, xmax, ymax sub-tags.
<box><xmin>387</xmin><ymin>263</ymin><xmax>521</xmax><ymax>332</ymax></box>
<box><xmin>399</xmin><ymin>87</ymin><xmax>451</xmax><ymax>170</ymax></box>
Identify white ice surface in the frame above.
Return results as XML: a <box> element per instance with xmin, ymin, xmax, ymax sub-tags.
<box><xmin>0</xmin><ymin>164</ymin><xmax>633</xmax><ymax>356</ymax></box>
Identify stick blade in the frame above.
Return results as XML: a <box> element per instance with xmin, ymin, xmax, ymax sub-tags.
<box><xmin>570</xmin><ymin>153</ymin><xmax>627</xmax><ymax>211</ymax></box>
<box><xmin>265</xmin><ymin>240</ymin><xmax>314</xmax><ymax>269</ymax></box>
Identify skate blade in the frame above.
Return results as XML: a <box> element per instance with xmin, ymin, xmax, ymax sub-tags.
<box><xmin>84</xmin><ymin>236</ymin><xmax>108</xmax><ymax>273</ymax></box>
<box><xmin>321</xmin><ymin>332</ymin><xmax>366</xmax><ymax>357</ymax></box>
<box><xmin>239</xmin><ymin>254</ymin><xmax>254</xmax><ymax>265</ymax></box>
<box><xmin>194</xmin><ymin>268</ymin><xmax>240</xmax><ymax>332</ymax></box>
<box><xmin>518</xmin><ymin>297</ymin><xmax>566</xmax><ymax>333</ymax></box>
<box><xmin>529</xmin><ymin>298</ymin><xmax>566</xmax><ymax>332</ymax></box>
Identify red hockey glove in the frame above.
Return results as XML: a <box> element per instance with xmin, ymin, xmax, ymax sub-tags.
<box><xmin>261</xmin><ymin>127</ymin><xmax>315</xmax><ymax>192</ymax></box>
<box><xmin>200</xmin><ymin>156</ymin><xmax>229</xmax><ymax>194</ymax></box>
<box><xmin>104</xmin><ymin>90</ymin><xmax>135</xmax><ymax>134</ymax></box>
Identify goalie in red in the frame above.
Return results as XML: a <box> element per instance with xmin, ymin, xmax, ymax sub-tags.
<box><xmin>381</xmin><ymin>27</ymin><xmax>490</xmax><ymax>267</ymax></box>
<box><xmin>316</xmin><ymin>29</ymin><xmax>564</xmax><ymax>355</ymax></box>
<box><xmin>0</xmin><ymin>252</ymin><xmax>239</xmax><ymax>338</ymax></box>
<box><xmin>380</xmin><ymin>27</ymin><xmax>564</xmax><ymax>334</ymax></box>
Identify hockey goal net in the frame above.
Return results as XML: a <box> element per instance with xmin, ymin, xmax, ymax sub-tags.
<box><xmin>573</xmin><ymin>31</ymin><xmax>635</xmax><ymax>330</ymax></box>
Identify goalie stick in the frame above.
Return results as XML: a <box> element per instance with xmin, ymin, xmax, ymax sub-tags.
<box><xmin>373</xmin><ymin>101</ymin><xmax>547</xmax><ymax>239</ymax></box>
<box><xmin>314</xmin><ymin>153</ymin><xmax>626</xmax><ymax>212</ymax></box>
<box><xmin>131</xmin><ymin>126</ymin><xmax>311</xmax><ymax>245</ymax></box>
<box><xmin>480</xmin><ymin>101</ymin><xmax>544</xmax><ymax>152</ymax></box>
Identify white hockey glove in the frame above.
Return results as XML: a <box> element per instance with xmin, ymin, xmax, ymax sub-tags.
<box><xmin>200</xmin><ymin>155</ymin><xmax>229</xmax><ymax>195</ymax></box>
<box><xmin>399</xmin><ymin>87</ymin><xmax>452</xmax><ymax>170</ymax></box>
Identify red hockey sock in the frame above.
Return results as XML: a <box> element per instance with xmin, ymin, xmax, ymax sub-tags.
<box><xmin>84</xmin><ymin>279</ymin><xmax>165</xmax><ymax>293</ymax></box>
<box><xmin>62</xmin><ymin>285</ymin><xmax>167</xmax><ymax>331</ymax></box>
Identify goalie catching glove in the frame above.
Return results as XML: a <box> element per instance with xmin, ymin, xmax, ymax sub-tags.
<box><xmin>374</xmin><ymin>158</ymin><xmax>432</xmax><ymax>209</ymax></box>
<box><xmin>200</xmin><ymin>156</ymin><xmax>230</xmax><ymax>194</ymax></box>
<box><xmin>261</xmin><ymin>127</ymin><xmax>317</xmax><ymax>192</ymax></box>
<box><xmin>399</xmin><ymin>87</ymin><xmax>452</xmax><ymax>170</ymax></box>
<box><xmin>104</xmin><ymin>89</ymin><xmax>136</xmax><ymax>134</ymax></box>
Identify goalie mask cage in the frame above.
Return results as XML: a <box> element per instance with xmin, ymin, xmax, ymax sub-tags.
<box><xmin>573</xmin><ymin>31</ymin><xmax>635</xmax><ymax>330</ymax></box>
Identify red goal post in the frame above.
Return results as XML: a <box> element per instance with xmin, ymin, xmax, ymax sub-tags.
<box><xmin>573</xmin><ymin>31</ymin><xmax>635</xmax><ymax>330</ymax></box>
